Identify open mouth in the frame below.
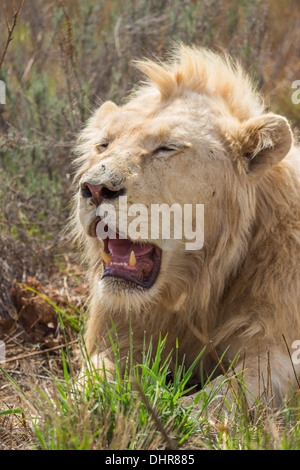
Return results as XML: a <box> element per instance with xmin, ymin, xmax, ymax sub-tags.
<box><xmin>91</xmin><ymin>218</ymin><xmax>162</xmax><ymax>288</ymax></box>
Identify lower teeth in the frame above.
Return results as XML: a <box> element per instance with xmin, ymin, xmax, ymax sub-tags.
<box><xmin>109</xmin><ymin>262</ymin><xmax>129</xmax><ymax>267</ymax></box>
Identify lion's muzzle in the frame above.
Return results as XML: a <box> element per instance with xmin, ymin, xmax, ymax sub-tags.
<box><xmin>81</xmin><ymin>182</ymin><xmax>125</xmax><ymax>206</ymax></box>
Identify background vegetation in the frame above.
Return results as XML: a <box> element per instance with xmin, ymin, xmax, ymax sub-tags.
<box><xmin>0</xmin><ymin>0</ymin><xmax>300</xmax><ymax>450</ymax></box>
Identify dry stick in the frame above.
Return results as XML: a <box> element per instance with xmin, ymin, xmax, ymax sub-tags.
<box><xmin>4</xmin><ymin>330</ymin><xmax>24</xmax><ymax>345</ymax></box>
<box><xmin>132</xmin><ymin>379</ymin><xmax>176</xmax><ymax>451</ymax></box>
<box><xmin>9</xmin><ymin>305</ymin><xmax>25</xmax><ymax>334</ymax></box>
<box><xmin>2</xmin><ymin>339</ymin><xmax>78</xmax><ymax>364</ymax></box>
<box><xmin>0</xmin><ymin>0</ymin><xmax>25</xmax><ymax>70</ymax></box>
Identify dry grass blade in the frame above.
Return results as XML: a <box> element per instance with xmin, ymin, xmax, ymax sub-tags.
<box><xmin>132</xmin><ymin>379</ymin><xmax>176</xmax><ymax>451</ymax></box>
<box><xmin>209</xmin><ymin>341</ymin><xmax>227</xmax><ymax>376</ymax></box>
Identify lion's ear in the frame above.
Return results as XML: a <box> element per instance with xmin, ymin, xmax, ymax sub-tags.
<box><xmin>92</xmin><ymin>101</ymin><xmax>120</xmax><ymax>128</ymax></box>
<box><xmin>233</xmin><ymin>114</ymin><xmax>293</xmax><ymax>176</ymax></box>
<box><xmin>76</xmin><ymin>101</ymin><xmax>120</xmax><ymax>147</ymax></box>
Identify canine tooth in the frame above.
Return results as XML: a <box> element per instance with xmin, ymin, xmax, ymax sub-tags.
<box><xmin>129</xmin><ymin>250</ymin><xmax>137</xmax><ymax>267</ymax></box>
<box><xmin>101</xmin><ymin>249</ymin><xmax>112</xmax><ymax>264</ymax></box>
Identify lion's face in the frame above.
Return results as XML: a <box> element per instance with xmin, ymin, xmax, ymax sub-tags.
<box><xmin>74</xmin><ymin>84</ymin><xmax>291</xmax><ymax>312</ymax></box>
<box><xmin>74</xmin><ymin>47</ymin><xmax>292</xmax><ymax>313</ymax></box>
<box><xmin>75</xmin><ymin>91</ymin><xmax>230</xmax><ymax>307</ymax></box>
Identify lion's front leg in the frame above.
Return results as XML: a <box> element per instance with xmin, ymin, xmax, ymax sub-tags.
<box><xmin>184</xmin><ymin>347</ymin><xmax>296</xmax><ymax>415</ymax></box>
<box><xmin>81</xmin><ymin>313</ymin><xmax>145</xmax><ymax>382</ymax></box>
<box><xmin>79</xmin><ymin>346</ymin><xmax>129</xmax><ymax>384</ymax></box>
<box><xmin>224</xmin><ymin>347</ymin><xmax>297</xmax><ymax>409</ymax></box>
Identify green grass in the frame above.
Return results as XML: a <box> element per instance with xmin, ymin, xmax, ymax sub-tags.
<box><xmin>26</xmin><ymin>330</ymin><xmax>207</xmax><ymax>450</ymax></box>
<box><xmin>1</xmin><ymin>289</ymin><xmax>300</xmax><ymax>450</ymax></box>
<box><xmin>2</xmin><ymin>308</ymin><xmax>300</xmax><ymax>450</ymax></box>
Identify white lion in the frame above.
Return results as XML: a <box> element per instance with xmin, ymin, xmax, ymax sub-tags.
<box><xmin>72</xmin><ymin>45</ymin><xmax>300</xmax><ymax>407</ymax></box>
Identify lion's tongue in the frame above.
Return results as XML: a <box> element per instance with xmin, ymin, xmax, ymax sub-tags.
<box><xmin>108</xmin><ymin>238</ymin><xmax>153</xmax><ymax>259</ymax></box>
<box><xmin>106</xmin><ymin>238</ymin><xmax>154</xmax><ymax>278</ymax></box>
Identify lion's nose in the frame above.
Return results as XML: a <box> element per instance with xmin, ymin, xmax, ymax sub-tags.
<box><xmin>81</xmin><ymin>182</ymin><xmax>125</xmax><ymax>206</ymax></box>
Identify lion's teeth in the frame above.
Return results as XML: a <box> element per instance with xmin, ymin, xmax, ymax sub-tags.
<box><xmin>129</xmin><ymin>250</ymin><xmax>137</xmax><ymax>267</ymax></box>
<box><xmin>101</xmin><ymin>249</ymin><xmax>136</xmax><ymax>267</ymax></box>
<box><xmin>101</xmin><ymin>249</ymin><xmax>112</xmax><ymax>264</ymax></box>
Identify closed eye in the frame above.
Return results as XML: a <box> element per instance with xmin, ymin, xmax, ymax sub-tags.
<box><xmin>153</xmin><ymin>145</ymin><xmax>178</xmax><ymax>155</ymax></box>
<box><xmin>95</xmin><ymin>142</ymin><xmax>109</xmax><ymax>153</ymax></box>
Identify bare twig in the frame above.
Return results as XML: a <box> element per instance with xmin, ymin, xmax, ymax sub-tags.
<box><xmin>0</xmin><ymin>0</ymin><xmax>25</xmax><ymax>71</ymax></box>
<box><xmin>2</xmin><ymin>339</ymin><xmax>78</xmax><ymax>364</ymax></box>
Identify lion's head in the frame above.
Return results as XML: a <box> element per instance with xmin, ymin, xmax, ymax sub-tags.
<box><xmin>72</xmin><ymin>45</ymin><xmax>292</xmax><ymax>315</ymax></box>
